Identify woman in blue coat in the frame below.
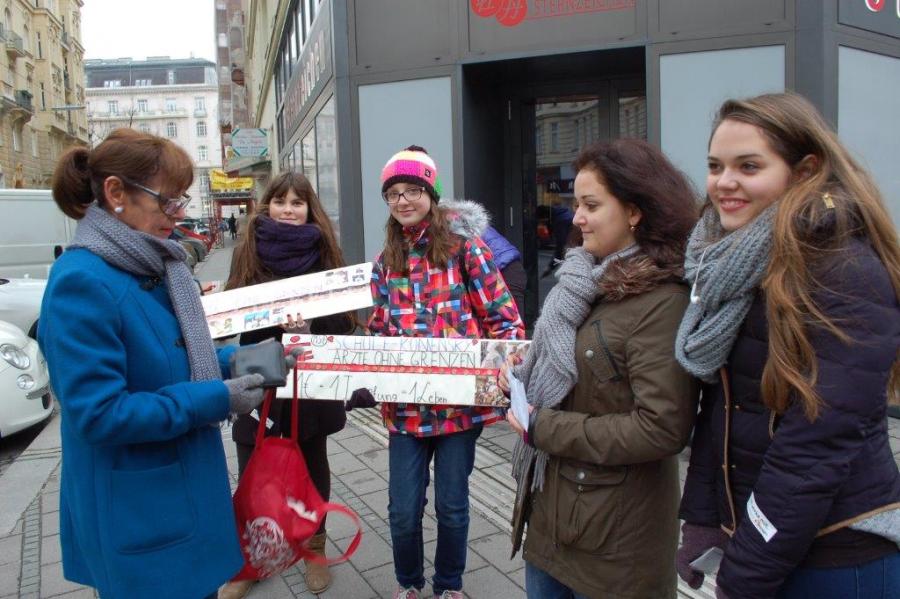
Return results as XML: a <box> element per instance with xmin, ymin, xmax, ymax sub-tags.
<box><xmin>39</xmin><ymin>128</ymin><xmax>272</xmax><ymax>599</ymax></box>
<box><xmin>675</xmin><ymin>94</ymin><xmax>900</xmax><ymax>598</ymax></box>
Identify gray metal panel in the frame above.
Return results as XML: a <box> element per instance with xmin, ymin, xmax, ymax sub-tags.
<box><xmin>838</xmin><ymin>46</ymin><xmax>900</xmax><ymax>227</ymax></box>
<box><xmin>655</xmin><ymin>0</ymin><xmax>789</xmax><ymax>36</ymax></box>
<box><xmin>466</xmin><ymin>2</ymin><xmax>644</xmax><ymax>56</ymax></box>
<box><xmin>352</xmin><ymin>0</ymin><xmax>457</xmax><ymax>71</ymax></box>
<box><xmin>357</xmin><ymin>77</ymin><xmax>455</xmax><ymax>260</ymax></box>
<box><xmin>838</xmin><ymin>0</ymin><xmax>900</xmax><ymax>39</ymax></box>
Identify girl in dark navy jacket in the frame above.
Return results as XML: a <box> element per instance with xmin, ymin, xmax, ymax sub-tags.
<box><xmin>675</xmin><ymin>93</ymin><xmax>900</xmax><ymax>599</ymax></box>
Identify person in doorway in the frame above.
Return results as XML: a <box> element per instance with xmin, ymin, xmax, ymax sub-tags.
<box><xmin>218</xmin><ymin>172</ymin><xmax>355</xmax><ymax>599</ymax></box>
<box><xmin>500</xmin><ymin>138</ymin><xmax>700</xmax><ymax>598</ymax></box>
<box><xmin>436</xmin><ymin>198</ymin><xmax>527</xmax><ymax>323</ymax></box>
<box><xmin>541</xmin><ymin>198</ymin><xmax>575</xmax><ymax>278</ymax></box>
<box><xmin>348</xmin><ymin>146</ymin><xmax>524</xmax><ymax>599</ymax></box>
<box><xmin>675</xmin><ymin>93</ymin><xmax>900</xmax><ymax>598</ymax></box>
<box><xmin>227</xmin><ymin>213</ymin><xmax>237</xmax><ymax>240</ymax></box>
<box><xmin>39</xmin><ymin>128</ymin><xmax>272</xmax><ymax>599</ymax></box>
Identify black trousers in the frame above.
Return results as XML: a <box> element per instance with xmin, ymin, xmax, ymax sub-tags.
<box><xmin>500</xmin><ymin>260</ymin><xmax>527</xmax><ymax>323</ymax></box>
<box><xmin>236</xmin><ymin>434</ymin><xmax>331</xmax><ymax>532</ymax></box>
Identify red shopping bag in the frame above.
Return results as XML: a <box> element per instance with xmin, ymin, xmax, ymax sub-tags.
<box><xmin>230</xmin><ymin>369</ymin><xmax>363</xmax><ymax>581</ymax></box>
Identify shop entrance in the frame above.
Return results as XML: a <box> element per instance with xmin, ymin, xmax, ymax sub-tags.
<box><xmin>462</xmin><ymin>48</ymin><xmax>646</xmax><ymax>326</ymax></box>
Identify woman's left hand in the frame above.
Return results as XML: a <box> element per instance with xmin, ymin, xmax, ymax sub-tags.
<box><xmin>283</xmin><ymin>313</ymin><xmax>309</xmax><ymax>333</ymax></box>
<box><xmin>507</xmin><ymin>404</ymin><xmax>534</xmax><ymax>436</ymax></box>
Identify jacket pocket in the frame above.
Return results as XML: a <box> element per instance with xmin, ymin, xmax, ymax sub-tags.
<box><xmin>108</xmin><ymin>461</ymin><xmax>196</xmax><ymax>554</ymax></box>
<box><xmin>555</xmin><ymin>461</ymin><xmax>627</xmax><ymax>555</ymax></box>
<box><xmin>582</xmin><ymin>320</ymin><xmax>623</xmax><ymax>383</ymax></box>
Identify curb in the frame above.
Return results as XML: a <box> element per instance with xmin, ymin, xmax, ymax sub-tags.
<box><xmin>0</xmin><ymin>412</ymin><xmax>61</xmax><ymax>535</ymax></box>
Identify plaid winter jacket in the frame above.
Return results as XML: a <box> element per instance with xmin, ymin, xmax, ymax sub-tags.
<box><xmin>368</xmin><ymin>219</ymin><xmax>525</xmax><ymax>437</ymax></box>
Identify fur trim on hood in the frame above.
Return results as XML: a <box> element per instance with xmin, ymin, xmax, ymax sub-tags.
<box><xmin>439</xmin><ymin>199</ymin><xmax>490</xmax><ymax>240</ymax></box>
<box><xmin>599</xmin><ymin>254</ymin><xmax>685</xmax><ymax>302</ymax></box>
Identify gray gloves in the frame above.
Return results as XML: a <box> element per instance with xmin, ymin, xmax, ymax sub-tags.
<box><xmin>224</xmin><ymin>373</ymin><xmax>266</xmax><ymax>415</ymax></box>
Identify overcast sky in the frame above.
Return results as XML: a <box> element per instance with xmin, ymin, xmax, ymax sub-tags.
<box><xmin>81</xmin><ymin>0</ymin><xmax>215</xmax><ymax>62</ymax></box>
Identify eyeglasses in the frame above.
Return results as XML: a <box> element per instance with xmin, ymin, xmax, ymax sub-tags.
<box><xmin>119</xmin><ymin>175</ymin><xmax>192</xmax><ymax>216</ymax></box>
<box><xmin>382</xmin><ymin>187</ymin><xmax>426</xmax><ymax>205</ymax></box>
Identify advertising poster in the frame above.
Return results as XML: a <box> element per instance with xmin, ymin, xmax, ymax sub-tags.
<box><xmin>201</xmin><ymin>263</ymin><xmax>373</xmax><ymax>339</ymax></box>
<box><xmin>277</xmin><ymin>334</ymin><xmax>531</xmax><ymax>406</ymax></box>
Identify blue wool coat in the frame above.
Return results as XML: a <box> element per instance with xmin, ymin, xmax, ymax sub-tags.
<box><xmin>38</xmin><ymin>248</ymin><xmax>244</xmax><ymax>599</ymax></box>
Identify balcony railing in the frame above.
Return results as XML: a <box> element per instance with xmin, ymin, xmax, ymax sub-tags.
<box><xmin>5</xmin><ymin>31</ymin><xmax>25</xmax><ymax>58</ymax></box>
<box><xmin>14</xmin><ymin>89</ymin><xmax>33</xmax><ymax>113</ymax></box>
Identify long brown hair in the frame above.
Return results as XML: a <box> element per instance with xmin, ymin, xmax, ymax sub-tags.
<box><xmin>571</xmin><ymin>139</ymin><xmax>698</xmax><ymax>273</ymax></box>
<box><xmin>226</xmin><ymin>172</ymin><xmax>346</xmax><ymax>289</ymax></box>
<box><xmin>52</xmin><ymin>128</ymin><xmax>193</xmax><ymax>219</ymax></box>
<box><xmin>712</xmin><ymin>93</ymin><xmax>900</xmax><ymax>420</ymax></box>
<box><xmin>381</xmin><ymin>194</ymin><xmax>456</xmax><ymax>274</ymax></box>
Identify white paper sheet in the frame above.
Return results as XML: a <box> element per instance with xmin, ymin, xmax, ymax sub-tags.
<box><xmin>508</xmin><ymin>371</ymin><xmax>530</xmax><ymax>428</ymax></box>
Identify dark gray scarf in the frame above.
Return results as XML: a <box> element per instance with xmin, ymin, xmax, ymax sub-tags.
<box><xmin>511</xmin><ymin>244</ymin><xmax>639</xmax><ymax>492</ymax></box>
<box><xmin>69</xmin><ymin>205</ymin><xmax>221</xmax><ymax>381</ymax></box>
<box><xmin>675</xmin><ymin>205</ymin><xmax>776</xmax><ymax>383</ymax></box>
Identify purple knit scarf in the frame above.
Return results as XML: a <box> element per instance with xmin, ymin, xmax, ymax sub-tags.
<box><xmin>255</xmin><ymin>215</ymin><xmax>322</xmax><ymax>277</ymax></box>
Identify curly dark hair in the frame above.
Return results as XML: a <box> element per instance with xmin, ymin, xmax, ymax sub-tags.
<box><xmin>571</xmin><ymin>139</ymin><xmax>699</xmax><ymax>272</ymax></box>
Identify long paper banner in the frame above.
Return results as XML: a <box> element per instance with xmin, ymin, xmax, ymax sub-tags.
<box><xmin>201</xmin><ymin>263</ymin><xmax>374</xmax><ymax>338</ymax></box>
<box><xmin>277</xmin><ymin>334</ymin><xmax>531</xmax><ymax>405</ymax></box>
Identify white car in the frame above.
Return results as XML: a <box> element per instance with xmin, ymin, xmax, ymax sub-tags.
<box><xmin>0</xmin><ymin>320</ymin><xmax>52</xmax><ymax>438</ymax></box>
<box><xmin>0</xmin><ymin>277</ymin><xmax>47</xmax><ymax>339</ymax></box>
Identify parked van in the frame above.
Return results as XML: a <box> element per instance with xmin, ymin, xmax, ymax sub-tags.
<box><xmin>0</xmin><ymin>189</ymin><xmax>75</xmax><ymax>279</ymax></box>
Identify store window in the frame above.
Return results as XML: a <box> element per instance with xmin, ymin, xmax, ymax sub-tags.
<box><xmin>316</xmin><ymin>97</ymin><xmax>339</xmax><ymax>237</ymax></box>
<box><xmin>302</xmin><ymin>127</ymin><xmax>317</xmax><ymax>192</ymax></box>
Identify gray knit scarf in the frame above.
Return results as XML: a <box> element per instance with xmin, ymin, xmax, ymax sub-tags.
<box><xmin>69</xmin><ymin>204</ymin><xmax>221</xmax><ymax>381</ymax></box>
<box><xmin>510</xmin><ymin>244</ymin><xmax>639</xmax><ymax>492</ymax></box>
<box><xmin>675</xmin><ymin>205</ymin><xmax>777</xmax><ymax>383</ymax></box>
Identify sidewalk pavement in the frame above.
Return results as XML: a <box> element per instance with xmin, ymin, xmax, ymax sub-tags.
<box><xmin>2</xmin><ymin>243</ymin><xmax>898</xmax><ymax>599</ymax></box>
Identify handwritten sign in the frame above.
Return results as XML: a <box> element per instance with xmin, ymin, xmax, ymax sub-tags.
<box><xmin>277</xmin><ymin>334</ymin><xmax>531</xmax><ymax>405</ymax></box>
<box><xmin>201</xmin><ymin>263</ymin><xmax>373</xmax><ymax>339</ymax></box>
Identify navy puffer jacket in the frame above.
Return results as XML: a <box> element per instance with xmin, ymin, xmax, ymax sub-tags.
<box><xmin>481</xmin><ymin>225</ymin><xmax>521</xmax><ymax>271</ymax></box>
<box><xmin>679</xmin><ymin>237</ymin><xmax>900</xmax><ymax>598</ymax></box>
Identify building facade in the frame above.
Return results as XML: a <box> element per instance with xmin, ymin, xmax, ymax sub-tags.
<box><xmin>237</xmin><ymin>0</ymin><xmax>900</xmax><ymax>323</ymax></box>
<box><xmin>85</xmin><ymin>57</ymin><xmax>220</xmax><ymax>219</ymax></box>
<box><xmin>0</xmin><ymin>0</ymin><xmax>88</xmax><ymax>189</ymax></box>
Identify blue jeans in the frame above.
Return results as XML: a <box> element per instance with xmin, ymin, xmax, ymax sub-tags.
<box><xmin>388</xmin><ymin>426</ymin><xmax>482</xmax><ymax>595</ymax></box>
<box><xmin>525</xmin><ymin>563</ymin><xmax>591</xmax><ymax>599</ymax></box>
<box><xmin>776</xmin><ymin>552</ymin><xmax>900</xmax><ymax>598</ymax></box>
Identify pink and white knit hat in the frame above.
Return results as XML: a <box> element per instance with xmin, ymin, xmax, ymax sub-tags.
<box><xmin>380</xmin><ymin>145</ymin><xmax>443</xmax><ymax>201</ymax></box>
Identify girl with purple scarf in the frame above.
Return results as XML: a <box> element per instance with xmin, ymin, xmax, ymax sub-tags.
<box><xmin>220</xmin><ymin>172</ymin><xmax>355</xmax><ymax>599</ymax></box>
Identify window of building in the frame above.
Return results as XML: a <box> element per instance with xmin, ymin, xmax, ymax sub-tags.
<box><xmin>550</xmin><ymin>122</ymin><xmax>559</xmax><ymax>152</ymax></box>
<box><xmin>104</xmin><ymin>80</ymin><xmax>122</xmax><ymax>88</ymax></box>
<box><xmin>218</xmin><ymin>32</ymin><xmax>227</xmax><ymax>47</ymax></box>
<box><xmin>137</xmin><ymin>99</ymin><xmax>148</xmax><ymax>112</ymax></box>
<box><xmin>198</xmin><ymin>145</ymin><xmax>208</xmax><ymax>161</ymax></box>
<box><xmin>295</xmin><ymin>3</ymin><xmax>304</xmax><ymax>47</ymax></box>
<box><xmin>39</xmin><ymin>83</ymin><xmax>46</xmax><ymax>110</ymax></box>
<box><xmin>135</xmin><ymin>79</ymin><xmax>151</xmax><ymax>86</ymax></box>
<box><xmin>536</xmin><ymin>124</ymin><xmax>544</xmax><ymax>155</ymax></box>
<box><xmin>166</xmin><ymin>98</ymin><xmax>177</xmax><ymax>112</ymax></box>
<box><xmin>167</xmin><ymin>70</ymin><xmax>175</xmax><ymax>85</ymax></box>
<box><xmin>36</xmin><ymin>32</ymin><xmax>42</xmax><ymax>58</ymax></box>
<box><xmin>108</xmin><ymin>100</ymin><xmax>118</xmax><ymax>114</ymax></box>
<box><xmin>139</xmin><ymin>123</ymin><xmax>150</xmax><ymax>134</ymax></box>
<box><xmin>196</xmin><ymin>121</ymin><xmax>207</xmax><ymax>137</ymax></box>
<box><xmin>13</xmin><ymin>125</ymin><xmax>22</xmax><ymax>152</ymax></box>
<box><xmin>30</xmin><ymin>125</ymin><xmax>38</xmax><ymax>157</ymax></box>
<box><xmin>306</xmin><ymin>0</ymin><xmax>316</xmax><ymax>36</ymax></box>
<box><xmin>166</xmin><ymin>122</ymin><xmax>177</xmax><ymax>138</ymax></box>
<box><xmin>195</xmin><ymin>97</ymin><xmax>205</xmax><ymax>111</ymax></box>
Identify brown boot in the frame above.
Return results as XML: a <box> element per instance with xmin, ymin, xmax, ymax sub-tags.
<box><xmin>304</xmin><ymin>532</ymin><xmax>332</xmax><ymax>594</ymax></box>
<box><xmin>218</xmin><ymin>579</ymin><xmax>254</xmax><ymax>599</ymax></box>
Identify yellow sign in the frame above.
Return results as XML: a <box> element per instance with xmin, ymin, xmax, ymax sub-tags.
<box><xmin>210</xmin><ymin>168</ymin><xmax>253</xmax><ymax>192</ymax></box>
